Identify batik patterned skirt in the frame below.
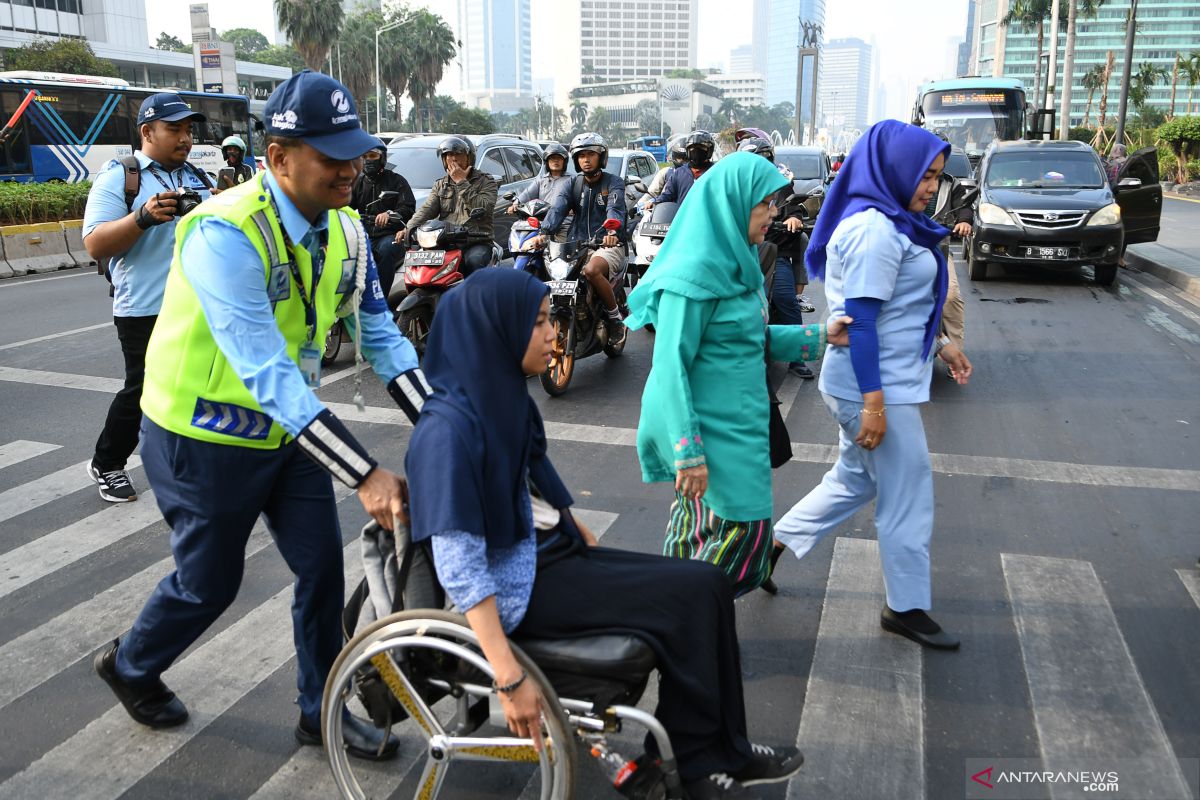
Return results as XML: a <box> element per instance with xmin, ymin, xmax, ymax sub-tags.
<box><xmin>664</xmin><ymin>492</ymin><xmax>773</xmax><ymax>597</ymax></box>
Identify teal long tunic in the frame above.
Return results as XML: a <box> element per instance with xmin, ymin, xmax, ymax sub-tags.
<box><xmin>636</xmin><ymin>288</ymin><xmax>826</xmax><ymax>522</ymax></box>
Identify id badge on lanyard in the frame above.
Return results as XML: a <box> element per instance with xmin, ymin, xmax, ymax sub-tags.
<box><xmin>299</xmin><ymin>344</ymin><xmax>322</xmax><ymax>388</ymax></box>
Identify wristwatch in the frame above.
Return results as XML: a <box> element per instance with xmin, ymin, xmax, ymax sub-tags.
<box><xmin>935</xmin><ymin>335</ymin><xmax>952</xmax><ymax>353</ymax></box>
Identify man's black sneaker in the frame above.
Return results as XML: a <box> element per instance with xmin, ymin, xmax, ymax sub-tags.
<box><xmin>605</xmin><ymin>317</ymin><xmax>627</xmax><ymax>348</ymax></box>
<box><xmin>787</xmin><ymin>363</ymin><xmax>815</xmax><ymax>380</ymax></box>
<box><xmin>730</xmin><ymin>743</ymin><xmax>804</xmax><ymax>786</ymax></box>
<box><xmin>797</xmin><ymin>294</ymin><xmax>817</xmax><ymax>313</ymax></box>
<box><xmin>684</xmin><ymin>773</ymin><xmax>761</xmax><ymax>799</ymax></box>
<box><xmin>87</xmin><ymin>461</ymin><xmax>137</xmax><ymax>503</ymax></box>
<box><xmin>296</xmin><ymin>712</ymin><xmax>400</xmax><ymax>761</ymax></box>
<box><xmin>94</xmin><ymin>639</ymin><xmax>189</xmax><ymax>728</ymax></box>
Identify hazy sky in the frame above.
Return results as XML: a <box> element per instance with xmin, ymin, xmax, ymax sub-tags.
<box><xmin>145</xmin><ymin>0</ymin><xmax>970</xmax><ymax>121</ymax></box>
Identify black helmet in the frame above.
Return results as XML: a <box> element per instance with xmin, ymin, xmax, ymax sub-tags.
<box><xmin>569</xmin><ymin>132</ymin><xmax>608</xmax><ymax>174</ymax></box>
<box><xmin>437</xmin><ymin>136</ymin><xmax>475</xmax><ymax>170</ymax></box>
<box><xmin>542</xmin><ymin>142</ymin><xmax>569</xmax><ymax>172</ymax></box>
<box><xmin>669</xmin><ymin>140</ymin><xmax>687</xmax><ymax>164</ymax></box>
<box><xmin>737</xmin><ymin>137</ymin><xmax>775</xmax><ymax>161</ymax></box>
<box><xmin>684</xmin><ymin>130</ymin><xmax>715</xmax><ymax>165</ymax></box>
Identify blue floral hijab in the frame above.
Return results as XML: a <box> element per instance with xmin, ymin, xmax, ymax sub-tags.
<box><xmin>806</xmin><ymin>120</ymin><xmax>951</xmax><ymax>359</ymax></box>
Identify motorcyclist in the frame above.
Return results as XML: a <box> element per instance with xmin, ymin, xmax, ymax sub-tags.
<box><xmin>216</xmin><ymin>135</ymin><xmax>254</xmax><ymax>190</ymax></box>
<box><xmin>398</xmin><ymin>136</ymin><xmax>499</xmax><ymax>276</ymax></box>
<box><xmin>654</xmin><ymin>130</ymin><xmax>716</xmax><ymax>206</ymax></box>
<box><xmin>740</xmin><ymin>137</ymin><xmax>816</xmax><ymax>380</ymax></box>
<box><xmin>642</xmin><ymin>140</ymin><xmax>688</xmax><ymax>205</ymax></box>
<box><xmin>537</xmin><ymin>132</ymin><xmax>629</xmax><ymax>346</ymax></box>
<box><xmin>351</xmin><ymin>144</ymin><xmax>416</xmax><ymax>297</ymax></box>
<box><xmin>507</xmin><ymin>143</ymin><xmax>571</xmax><ymax>239</ymax></box>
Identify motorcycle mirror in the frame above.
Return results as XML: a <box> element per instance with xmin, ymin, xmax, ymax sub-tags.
<box><xmin>602</xmin><ymin>218</ymin><xmax>622</xmax><ymax>231</ymax></box>
<box><xmin>378</xmin><ymin>191</ymin><xmax>399</xmax><ymax>200</ymax></box>
<box><xmin>503</xmin><ymin>191</ymin><xmax>517</xmax><ymax>200</ymax></box>
<box><xmin>633</xmin><ymin>181</ymin><xmax>648</xmax><ymax>193</ymax></box>
<box><xmin>527</xmin><ymin>217</ymin><xmax>541</xmax><ymax>228</ymax></box>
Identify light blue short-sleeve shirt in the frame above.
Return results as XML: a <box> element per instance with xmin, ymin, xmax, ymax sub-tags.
<box><xmin>83</xmin><ymin>151</ymin><xmax>212</xmax><ymax>318</ymax></box>
<box><xmin>818</xmin><ymin>208</ymin><xmax>938</xmax><ymax>405</ymax></box>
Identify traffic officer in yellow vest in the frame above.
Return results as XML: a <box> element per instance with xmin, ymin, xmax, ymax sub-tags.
<box><xmin>94</xmin><ymin>70</ymin><xmax>430</xmax><ymax>761</ymax></box>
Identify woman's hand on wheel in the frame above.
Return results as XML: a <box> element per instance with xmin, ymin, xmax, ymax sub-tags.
<box><xmin>826</xmin><ymin>315</ymin><xmax>853</xmax><ymax>347</ymax></box>
<box><xmin>675</xmin><ymin>464</ymin><xmax>708</xmax><ymax>500</ymax></box>
<box><xmin>499</xmin><ymin>679</ymin><xmax>544</xmax><ymax>751</ymax></box>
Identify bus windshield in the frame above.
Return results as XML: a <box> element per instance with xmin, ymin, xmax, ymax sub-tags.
<box><xmin>921</xmin><ymin>88</ymin><xmax>1024</xmax><ymax>154</ymax></box>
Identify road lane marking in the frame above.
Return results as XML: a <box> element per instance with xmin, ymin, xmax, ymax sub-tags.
<box><xmin>777</xmin><ymin>370</ymin><xmax>803</xmax><ymax>420</ymax></box>
<box><xmin>1165</xmin><ymin>193</ymin><xmax>1200</xmax><ymax>206</ymax></box>
<box><xmin>786</xmin><ymin>537</ymin><xmax>924</xmax><ymax>800</ymax></box>
<box><xmin>0</xmin><ymin>271</ymin><xmax>90</xmax><ymax>287</ymax></box>
<box><xmin>0</xmin><ymin>440</ymin><xmax>59</xmax><ymax>470</ymax></box>
<box><xmin>2</xmin><ymin>367</ymin><xmax>1198</xmax><ymax>493</ymax></box>
<box><xmin>0</xmin><ymin>457</ymin><xmax>141</xmax><ymax>525</ymax></box>
<box><xmin>1002</xmin><ymin>554</ymin><xmax>1192</xmax><ymax>799</ymax></box>
<box><xmin>0</xmin><ymin>322</ymin><xmax>110</xmax><ymax>352</ymax></box>
<box><xmin>1123</xmin><ymin>274</ymin><xmax>1200</xmax><ymax>326</ymax></box>
<box><xmin>1178</xmin><ymin>569</ymin><xmax>1200</xmax><ymax>611</ymax></box>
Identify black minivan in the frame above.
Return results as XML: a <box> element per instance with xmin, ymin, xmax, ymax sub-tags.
<box><xmin>966</xmin><ymin>140</ymin><xmax>1160</xmax><ymax>286</ymax></box>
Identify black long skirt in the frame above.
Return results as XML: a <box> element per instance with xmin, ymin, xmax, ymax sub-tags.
<box><xmin>513</xmin><ymin>540</ymin><xmax>755</xmax><ymax>782</ymax></box>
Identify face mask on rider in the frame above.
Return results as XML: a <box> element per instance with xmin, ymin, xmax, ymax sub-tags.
<box><xmin>688</xmin><ymin>149</ymin><xmax>707</xmax><ymax>169</ymax></box>
<box><xmin>363</xmin><ymin>155</ymin><xmax>385</xmax><ymax>176</ymax></box>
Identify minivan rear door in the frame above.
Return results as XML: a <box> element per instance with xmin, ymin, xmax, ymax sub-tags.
<box><xmin>1114</xmin><ymin>147</ymin><xmax>1161</xmax><ymax>245</ymax></box>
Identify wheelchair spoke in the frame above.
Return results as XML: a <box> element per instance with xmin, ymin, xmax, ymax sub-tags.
<box><xmin>414</xmin><ymin>750</ymin><xmax>449</xmax><ymax>800</ymax></box>
<box><xmin>369</xmin><ymin>650</ymin><xmax>444</xmax><ymax>740</ymax></box>
<box><xmin>446</xmin><ymin>735</ymin><xmax>542</xmax><ymax>764</ymax></box>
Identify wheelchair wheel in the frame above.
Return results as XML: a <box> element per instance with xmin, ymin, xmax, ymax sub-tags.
<box><xmin>322</xmin><ymin>609</ymin><xmax>577</xmax><ymax>800</ymax></box>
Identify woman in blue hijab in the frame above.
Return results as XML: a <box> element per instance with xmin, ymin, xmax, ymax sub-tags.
<box><xmin>405</xmin><ymin>269</ymin><xmax>805</xmax><ymax>798</ymax></box>
<box><xmin>772</xmin><ymin>121</ymin><xmax>973</xmax><ymax>650</ymax></box>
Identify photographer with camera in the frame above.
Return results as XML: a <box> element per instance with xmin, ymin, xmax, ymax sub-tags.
<box><xmin>81</xmin><ymin>93</ymin><xmax>212</xmax><ymax>503</ymax></box>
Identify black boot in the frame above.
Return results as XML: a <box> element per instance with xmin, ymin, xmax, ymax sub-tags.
<box><xmin>760</xmin><ymin>543</ymin><xmax>787</xmax><ymax>595</ymax></box>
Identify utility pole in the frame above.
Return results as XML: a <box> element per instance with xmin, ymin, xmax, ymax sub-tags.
<box><xmin>1113</xmin><ymin>0</ymin><xmax>1137</xmax><ymax>147</ymax></box>
<box><xmin>1058</xmin><ymin>0</ymin><xmax>1077</xmax><ymax>140</ymax></box>
<box><xmin>1044</xmin><ymin>0</ymin><xmax>1061</xmax><ymax>139</ymax></box>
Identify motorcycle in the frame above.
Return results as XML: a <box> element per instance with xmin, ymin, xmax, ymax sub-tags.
<box><xmin>322</xmin><ymin>191</ymin><xmax>407</xmax><ymax>365</ymax></box>
<box><xmin>537</xmin><ymin>218</ymin><xmax>627</xmax><ymax>397</ymax></box>
<box><xmin>502</xmin><ymin>191</ymin><xmax>554</xmax><ymax>275</ymax></box>
<box><xmin>395</xmin><ymin>207</ymin><xmax>499</xmax><ymax>356</ymax></box>
<box><xmin>629</xmin><ymin>199</ymin><xmax>678</xmax><ymax>283</ymax></box>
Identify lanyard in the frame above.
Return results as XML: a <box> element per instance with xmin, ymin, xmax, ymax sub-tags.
<box><xmin>266</xmin><ymin>188</ymin><xmax>326</xmax><ymax>346</ymax></box>
<box><xmin>145</xmin><ymin>164</ymin><xmax>178</xmax><ymax>192</ymax></box>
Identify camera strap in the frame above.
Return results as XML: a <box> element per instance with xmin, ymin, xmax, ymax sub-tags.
<box><xmin>145</xmin><ymin>164</ymin><xmax>178</xmax><ymax>192</ymax></box>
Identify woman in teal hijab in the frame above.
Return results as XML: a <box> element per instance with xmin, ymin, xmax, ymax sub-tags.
<box><xmin>627</xmin><ymin>152</ymin><xmax>849</xmax><ymax>596</ymax></box>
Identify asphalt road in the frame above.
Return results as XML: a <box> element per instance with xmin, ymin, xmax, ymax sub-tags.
<box><xmin>0</xmin><ymin>250</ymin><xmax>1197</xmax><ymax>800</ymax></box>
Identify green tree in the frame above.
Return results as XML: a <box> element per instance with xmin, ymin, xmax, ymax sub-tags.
<box><xmin>1157</xmin><ymin>116</ymin><xmax>1200</xmax><ymax>183</ymax></box>
<box><xmin>1080</xmin><ymin>63</ymin><xmax>1106</xmax><ymax>128</ymax></box>
<box><xmin>1002</xmin><ymin>0</ymin><xmax>1052</xmax><ymax>108</ymax></box>
<box><xmin>254</xmin><ymin>44</ymin><xmax>306</xmax><ymax>71</ymax></box>
<box><xmin>405</xmin><ymin>10</ymin><xmax>458</xmax><ymax>133</ymax></box>
<box><xmin>1130</xmin><ymin>61</ymin><xmax>1168</xmax><ymax>116</ymax></box>
<box><xmin>154</xmin><ymin>32</ymin><xmax>190</xmax><ymax>53</ymax></box>
<box><xmin>335</xmin><ymin>9</ymin><xmax>381</xmax><ymax>125</ymax></box>
<box><xmin>585</xmin><ymin>106</ymin><xmax>616</xmax><ymax>141</ymax></box>
<box><xmin>569</xmin><ymin>100</ymin><xmax>588</xmax><ymax>131</ymax></box>
<box><xmin>220</xmin><ymin>27</ymin><xmax>270</xmax><ymax>60</ymax></box>
<box><xmin>376</xmin><ymin>9</ymin><xmax>415</xmax><ymax>131</ymax></box>
<box><xmin>635</xmin><ymin>99</ymin><xmax>666</xmax><ymax>137</ymax></box>
<box><xmin>1183</xmin><ymin>51</ymin><xmax>1200</xmax><ymax>116</ymax></box>
<box><xmin>717</xmin><ymin>97</ymin><xmax>743</xmax><ymax>125</ymax></box>
<box><xmin>6</xmin><ymin>38</ymin><xmax>118</xmax><ymax>77</ymax></box>
<box><xmin>274</xmin><ymin>0</ymin><xmax>344</xmax><ymax>71</ymax></box>
<box><xmin>665</xmin><ymin>68</ymin><xmax>706</xmax><ymax>80</ymax></box>
<box><xmin>444</xmin><ymin>106</ymin><xmax>493</xmax><ymax>135</ymax></box>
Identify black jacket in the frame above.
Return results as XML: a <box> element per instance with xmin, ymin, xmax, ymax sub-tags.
<box><xmin>351</xmin><ymin>169</ymin><xmax>416</xmax><ymax>239</ymax></box>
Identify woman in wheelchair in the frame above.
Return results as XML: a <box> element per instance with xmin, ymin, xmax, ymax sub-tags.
<box><xmin>402</xmin><ymin>269</ymin><xmax>804</xmax><ymax>799</ymax></box>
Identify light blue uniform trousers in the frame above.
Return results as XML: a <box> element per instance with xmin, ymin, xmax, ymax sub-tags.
<box><xmin>775</xmin><ymin>392</ymin><xmax>934</xmax><ymax>612</ymax></box>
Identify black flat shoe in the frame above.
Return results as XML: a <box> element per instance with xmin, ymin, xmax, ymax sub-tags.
<box><xmin>296</xmin><ymin>712</ymin><xmax>400</xmax><ymax>761</ymax></box>
<box><xmin>759</xmin><ymin>544</ymin><xmax>787</xmax><ymax>596</ymax></box>
<box><xmin>94</xmin><ymin>638</ymin><xmax>189</xmax><ymax>728</ymax></box>
<box><xmin>880</xmin><ymin>607</ymin><xmax>960</xmax><ymax>651</ymax></box>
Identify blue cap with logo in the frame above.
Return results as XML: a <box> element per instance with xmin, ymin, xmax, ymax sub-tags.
<box><xmin>263</xmin><ymin>70</ymin><xmax>382</xmax><ymax>160</ymax></box>
<box><xmin>137</xmin><ymin>93</ymin><xmax>206</xmax><ymax>126</ymax></box>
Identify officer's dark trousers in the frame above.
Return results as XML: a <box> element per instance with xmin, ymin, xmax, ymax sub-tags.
<box><xmin>93</xmin><ymin>314</ymin><xmax>156</xmax><ymax>471</ymax></box>
<box><xmin>116</xmin><ymin>418</ymin><xmax>344</xmax><ymax>721</ymax></box>
<box><xmin>370</xmin><ymin>235</ymin><xmax>406</xmax><ymax>298</ymax></box>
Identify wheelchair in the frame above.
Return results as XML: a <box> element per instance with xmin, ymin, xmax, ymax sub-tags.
<box><xmin>320</xmin><ymin>526</ymin><xmax>686</xmax><ymax>800</ymax></box>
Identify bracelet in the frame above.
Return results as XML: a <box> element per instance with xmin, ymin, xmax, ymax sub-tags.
<box><xmin>859</xmin><ymin>407</ymin><xmax>886</xmax><ymax>418</ymax></box>
<box><xmin>494</xmin><ymin>670</ymin><xmax>528</xmax><ymax>695</ymax></box>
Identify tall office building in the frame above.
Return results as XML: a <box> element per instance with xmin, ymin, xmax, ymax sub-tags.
<box><xmin>457</xmin><ymin>0</ymin><xmax>533</xmax><ymax>110</ymax></box>
<box><xmin>971</xmin><ymin>0</ymin><xmax>1200</xmax><ymax>124</ymax></box>
<box><xmin>957</xmin><ymin>0</ymin><xmax>976</xmax><ymax>77</ymax></box>
<box><xmin>729</xmin><ymin>44</ymin><xmax>755</xmax><ymax>75</ymax></box>
<box><xmin>820</xmin><ymin>38</ymin><xmax>872</xmax><ymax>133</ymax></box>
<box><xmin>549</xmin><ymin>0</ymin><xmax>699</xmax><ymax>109</ymax></box>
<box><xmin>758</xmin><ymin>0</ymin><xmax>825</xmax><ymax>117</ymax></box>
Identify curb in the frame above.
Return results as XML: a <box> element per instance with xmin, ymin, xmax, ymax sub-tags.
<box><xmin>1124</xmin><ymin>249</ymin><xmax>1200</xmax><ymax>299</ymax></box>
<box><xmin>61</xmin><ymin>219</ymin><xmax>96</xmax><ymax>271</ymax></box>
<box><xmin>0</xmin><ymin>222</ymin><xmax>76</xmax><ymax>276</ymax></box>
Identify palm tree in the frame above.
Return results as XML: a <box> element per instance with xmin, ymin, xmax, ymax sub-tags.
<box><xmin>1098</xmin><ymin>50</ymin><xmax>1115</xmax><ymax>129</ymax></box>
<box><xmin>1080</xmin><ymin>63</ymin><xmax>1106</xmax><ymax>128</ymax></box>
<box><xmin>570</xmin><ymin>100</ymin><xmax>588</xmax><ymax>129</ymax></box>
<box><xmin>274</xmin><ymin>0</ymin><xmax>344</xmax><ymax>72</ymax></box>
<box><xmin>1169</xmin><ymin>53</ymin><xmax>1182</xmax><ymax>119</ymax></box>
<box><xmin>1130</xmin><ymin>61</ymin><xmax>1169</xmax><ymax>116</ymax></box>
<box><xmin>336</xmin><ymin>10</ymin><xmax>380</xmax><ymax>120</ymax></box>
<box><xmin>717</xmin><ymin>97</ymin><xmax>743</xmax><ymax>125</ymax></box>
<box><xmin>378</xmin><ymin>10</ymin><xmax>416</xmax><ymax>129</ymax></box>
<box><xmin>1059</xmin><ymin>0</ymin><xmax>1106</xmax><ymax>135</ymax></box>
<box><xmin>405</xmin><ymin>11</ymin><xmax>457</xmax><ymax>133</ymax></box>
<box><xmin>1185</xmin><ymin>51</ymin><xmax>1200</xmax><ymax>116</ymax></box>
<box><xmin>1002</xmin><ymin>0</ymin><xmax>1052</xmax><ymax>109</ymax></box>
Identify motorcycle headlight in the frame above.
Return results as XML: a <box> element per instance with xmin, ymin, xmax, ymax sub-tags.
<box><xmin>416</xmin><ymin>228</ymin><xmax>442</xmax><ymax>249</ymax></box>
<box><xmin>1087</xmin><ymin>203</ymin><xmax>1121</xmax><ymax>227</ymax></box>
<box><xmin>977</xmin><ymin>202</ymin><xmax>1016</xmax><ymax>226</ymax></box>
<box><xmin>547</xmin><ymin>258</ymin><xmax>570</xmax><ymax>280</ymax></box>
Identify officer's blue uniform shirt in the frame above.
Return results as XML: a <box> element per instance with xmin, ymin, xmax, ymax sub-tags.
<box><xmin>83</xmin><ymin>151</ymin><xmax>212</xmax><ymax>317</ymax></box>
<box><xmin>818</xmin><ymin>209</ymin><xmax>937</xmax><ymax>405</ymax></box>
<box><xmin>179</xmin><ymin>169</ymin><xmax>419</xmax><ymax>438</ymax></box>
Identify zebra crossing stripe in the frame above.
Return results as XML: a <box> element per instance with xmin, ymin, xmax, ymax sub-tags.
<box><xmin>0</xmin><ymin>440</ymin><xmax>59</xmax><ymax>470</ymax></box>
<box><xmin>1176</xmin><ymin>569</ymin><xmax>1200</xmax><ymax>612</ymax></box>
<box><xmin>0</xmin><ymin>538</ymin><xmax>368</xmax><ymax>800</ymax></box>
<box><xmin>1002</xmin><ymin>554</ymin><xmax>1192</xmax><ymax>798</ymax></box>
<box><xmin>786</xmin><ymin>537</ymin><xmax>924</xmax><ymax>800</ymax></box>
<box><xmin>0</xmin><ymin>489</ymin><xmax>165</xmax><ymax>600</ymax></box>
<box><xmin>0</xmin><ymin>485</ymin><xmax>353</xmax><ymax>712</ymax></box>
<box><xmin>0</xmin><ymin>365</ymin><xmax>121</xmax><ymax>393</ymax></box>
<box><xmin>0</xmin><ymin>457</ymin><xmax>141</xmax><ymax>525</ymax></box>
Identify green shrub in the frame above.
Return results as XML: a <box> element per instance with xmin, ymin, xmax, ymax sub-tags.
<box><xmin>1159</xmin><ymin>152</ymin><xmax>1178</xmax><ymax>181</ymax></box>
<box><xmin>0</xmin><ymin>181</ymin><xmax>91</xmax><ymax>226</ymax></box>
<box><xmin>1188</xmin><ymin>159</ymin><xmax>1200</xmax><ymax>182</ymax></box>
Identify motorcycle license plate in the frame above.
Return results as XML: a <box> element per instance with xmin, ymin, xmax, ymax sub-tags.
<box><xmin>643</xmin><ymin>223</ymin><xmax>670</xmax><ymax>237</ymax></box>
<box><xmin>548</xmin><ymin>279</ymin><xmax>578</xmax><ymax>296</ymax></box>
<box><xmin>405</xmin><ymin>250</ymin><xmax>445</xmax><ymax>266</ymax></box>
<box><xmin>1024</xmin><ymin>246</ymin><xmax>1070</xmax><ymax>260</ymax></box>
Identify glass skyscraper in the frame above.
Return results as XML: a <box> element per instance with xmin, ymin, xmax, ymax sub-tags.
<box><xmin>458</xmin><ymin>0</ymin><xmax>533</xmax><ymax>103</ymax></box>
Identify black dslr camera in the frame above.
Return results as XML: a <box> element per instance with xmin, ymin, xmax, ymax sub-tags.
<box><xmin>175</xmin><ymin>188</ymin><xmax>203</xmax><ymax>217</ymax></box>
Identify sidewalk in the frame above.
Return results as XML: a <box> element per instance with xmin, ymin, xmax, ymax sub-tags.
<box><xmin>1126</xmin><ymin>194</ymin><xmax>1200</xmax><ymax>298</ymax></box>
